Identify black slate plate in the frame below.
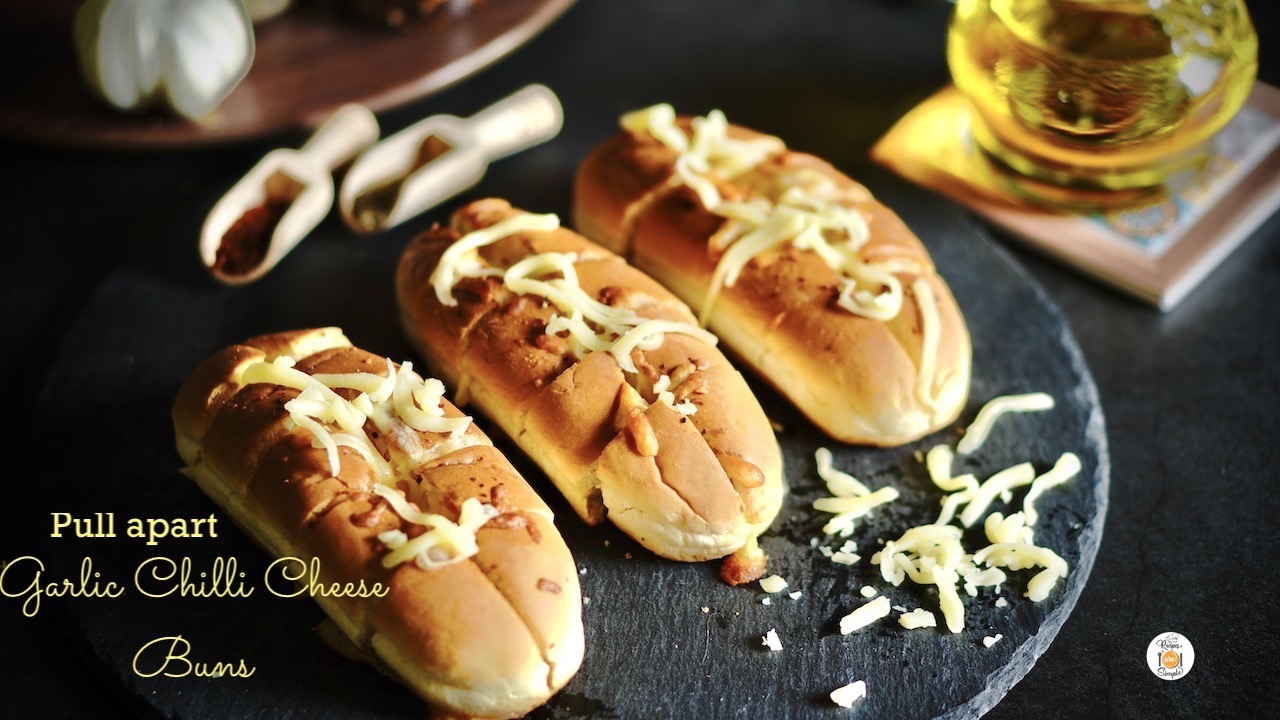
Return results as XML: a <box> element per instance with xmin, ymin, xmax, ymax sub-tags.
<box><xmin>32</xmin><ymin>197</ymin><xmax>1108</xmax><ymax>720</ymax></box>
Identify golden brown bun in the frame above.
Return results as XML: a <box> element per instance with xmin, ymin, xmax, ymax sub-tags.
<box><xmin>172</xmin><ymin>328</ymin><xmax>584</xmax><ymax>719</ymax></box>
<box><xmin>397</xmin><ymin>199</ymin><xmax>785</xmax><ymax>567</ymax></box>
<box><xmin>574</xmin><ymin>120</ymin><xmax>972</xmax><ymax>446</ymax></box>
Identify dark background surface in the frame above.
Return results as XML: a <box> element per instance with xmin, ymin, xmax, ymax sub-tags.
<box><xmin>2</xmin><ymin>0</ymin><xmax>1277</xmax><ymax>718</ymax></box>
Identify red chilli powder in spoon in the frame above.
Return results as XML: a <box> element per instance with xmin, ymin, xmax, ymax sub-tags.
<box><xmin>214</xmin><ymin>196</ymin><xmax>293</xmax><ymax>276</ymax></box>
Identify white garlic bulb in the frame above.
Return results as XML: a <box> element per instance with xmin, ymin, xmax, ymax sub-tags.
<box><xmin>74</xmin><ymin>0</ymin><xmax>255</xmax><ymax>120</ymax></box>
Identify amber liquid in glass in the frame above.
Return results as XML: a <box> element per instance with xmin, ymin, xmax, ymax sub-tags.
<box><xmin>948</xmin><ymin>0</ymin><xmax>1258</xmax><ymax>206</ymax></box>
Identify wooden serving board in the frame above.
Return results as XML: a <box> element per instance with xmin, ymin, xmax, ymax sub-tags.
<box><xmin>0</xmin><ymin>0</ymin><xmax>575</xmax><ymax>150</ymax></box>
<box><xmin>32</xmin><ymin>178</ymin><xmax>1109</xmax><ymax>718</ymax></box>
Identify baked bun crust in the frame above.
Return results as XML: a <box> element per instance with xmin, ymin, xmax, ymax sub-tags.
<box><xmin>397</xmin><ymin>199</ymin><xmax>785</xmax><ymax>569</ymax></box>
<box><xmin>574</xmin><ymin>113</ymin><xmax>972</xmax><ymax>446</ymax></box>
<box><xmin>172</xmin><ymin>328</ymin><xmax>584</xmax><ymax>719</ymax></box>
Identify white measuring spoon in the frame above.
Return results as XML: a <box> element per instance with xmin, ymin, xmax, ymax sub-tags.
<box><xmin>338</xmin><ymin>84</ymin><xmax>563</xmax><ymax>234</ymax></box>
<box><xmin>201</xmin><ymin>103</ymin><xmax>380</xmax><ymax>284</ymax></box>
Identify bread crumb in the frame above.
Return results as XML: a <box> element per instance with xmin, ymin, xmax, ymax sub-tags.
<box><xmin>859</xmin><ymin>586</ymin><xmax>877</xmax><ymax>598</ymax></box>
<box><xmin>983</xmin><ymin>634</ymin><xmax>1003</xmax><ymax>648</ymax></box>
<box><xmin>789</xmin><ymin>591</ymin><xmax>802</xmax><ymax>600</ymax></box>
<box><xmin>721</xmin><ymin>537</ymin><xmax>768</xmax><ymax>586</ymax></box>
<box><xmin>762</xmin><ymin>597</ymin><xmax>772</xmax><ymax>606</ymax></box>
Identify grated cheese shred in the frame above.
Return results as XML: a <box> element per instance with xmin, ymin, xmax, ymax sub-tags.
<box><xmin>871</xmin><ymin>524</ymin><xmax>967</xmax><ymax>633</ymax></box>
<box><xmin>925</xmin><ymin>444</ymin><xmax>978</xmax><ymax>494</ymax></box>
<box><xmin>760</xmin><ymin>575</ymin><xmax>788</xmax><ymax>594</ymax></box>
<box><xmin>957</xmin><ymin>392</ymin><xmax>1056</xmax><ymax>455</ymax></box>
<box><xmin>899</xmin><ymin>608</ymin><xmax>938</xmax><ymax>630</ymax></box>
<box><xmin>875</xmin><ymin>394</ymin><xmax>1084</xmax><ymax>627</ymax></box>
<box><xmin>375</xmin><ymin>493</ymin><xmax>498</xmax><ymax>570</ymax></box>
<box><xmin>812</xmin><ymin>447</ymin><xmax>899</xmax><ymax>537</ymax></box>
<box><xmin>830</xmin><ymin>680</ymin><xmax>867</xmax><ymax>708</ymax></box>
<box><xmin>958</xmin><ymin>462</ymin><xmax>1036</xmax><ymax>528</ymax></box>
<box><xmin>650</xmin><ymin>373</ymin><xmax>698</xmax><ymax>416</ymax></box>
<box><xmin>1023</xmin><ymin>452</ymin><xmax>1082</xmax><ymax>525</ymax></box>
<box><xmin>839</xmin><ymin>595</ymin><xmax>890</xmax><ymax>634</ymax></box>
<box><xmin>762</xmin><ymin>628</ymin><xmax>783</xmax><ymax>652</ymax></box>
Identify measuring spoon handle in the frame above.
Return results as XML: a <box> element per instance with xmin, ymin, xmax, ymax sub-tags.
<box><xmin>301</xmin><ymin>104</ymin><xmax>381</xmax><ymax>172</ymax></box>
<box><xmin>466</xmin><ymin>84</ymin><xmax>564</xmax><ymax>161</ymax></box>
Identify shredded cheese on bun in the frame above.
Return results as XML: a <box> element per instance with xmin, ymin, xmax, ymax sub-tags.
<box><xmin>375</xmin><ymin>494</ymin><xmax>498</xmax><ymax>570</ymax></box>
<box><xmin>649</xmin><ymin>373</ymin><xmax>698</xmax><ymax>416</ymax></box>
<box><xmin>620</xmin><ymin>104</ymin><xmax>924</xmax><ymax>327</ymax></box>
<box><xmin>240</xmin><ymin>354</ymin><xmax>493</xmax><ymax>571</ymax></box>
<box><xmin>911</xmin><ymin>279</ymin><xmax>942</xmax><ymax>412</ymax></box>
<box><xmin>430</xmin><ymin>213</ymin><xmax>559</xmax><ymax>306</ymax></box>
<box><xmin>430</xmin><ymin>211</ymin><xmax>717</xmax><ymax>375</ymax></box>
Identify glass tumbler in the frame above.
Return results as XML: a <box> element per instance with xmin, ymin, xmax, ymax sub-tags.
<box><xmin>947</xmin><ymin>0</ymin><xmax>1258</xmax><ymax>206</ymax></box>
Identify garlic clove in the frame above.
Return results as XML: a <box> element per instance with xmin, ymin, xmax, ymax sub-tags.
<box><xmin>162</xmin><ymin>1</ymin><xmax>255</xmax><ymax>119</ymax></box>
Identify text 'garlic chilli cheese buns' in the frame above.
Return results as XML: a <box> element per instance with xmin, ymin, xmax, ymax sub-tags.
<box><xmin>172</xmin><ymin>328</ymin><xmax>583</xmax><ymax>720</ymax></box>
<box><xmin>396</xmin><ymin>199</ymin><xmax>785</xmax><ymax>582</ymax></box>
<box><xmin>574</xmin><ymin>104</ymin><xmax>972</xmax><ymax>446</ymax></box>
